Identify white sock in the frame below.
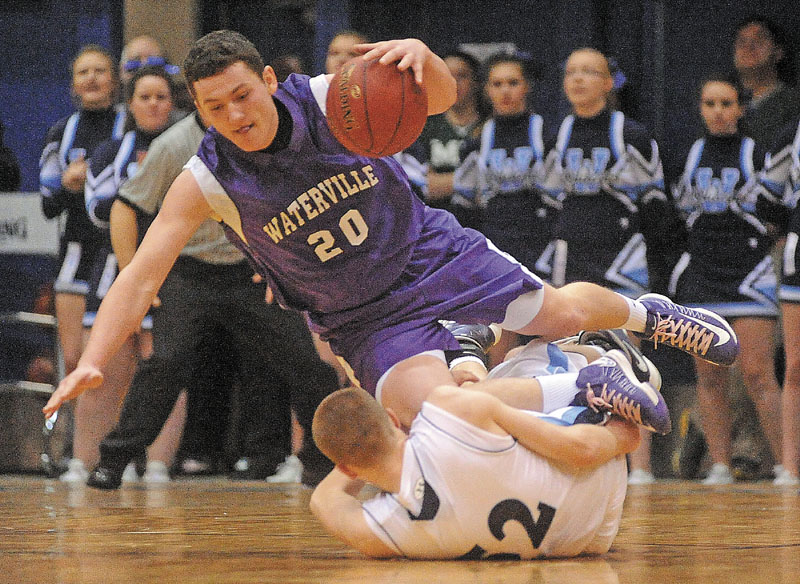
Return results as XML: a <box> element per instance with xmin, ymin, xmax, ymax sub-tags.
<box><xmin>448</xmin><ymin>355</ymin><xmax>485</xmax><ymax>369</ymax></box>
<box><xmin>620</xmin><ymin>295</ymin><xmax>648</xmax><ymax>333</ymax></box>
<box><xmin>538</xmin><ymin>372</ymin><xmax>580</xmax><ymax>413</ymax></box>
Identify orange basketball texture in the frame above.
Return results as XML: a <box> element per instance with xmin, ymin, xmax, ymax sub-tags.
<box><xmin>326</xmin><ymin>57</ymin><xmax>428</xmax><ymax>157</ymax></box>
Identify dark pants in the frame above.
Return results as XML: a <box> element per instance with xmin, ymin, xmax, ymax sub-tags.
<box><xmin>99</xmin><ymin>257</ymin><xmax>339</xmax><ymax>471</ymax></box>
<box><xmin>176</xmin><ymin>324</ymin><xmax>235</xmax><ymax>464</ymax></box>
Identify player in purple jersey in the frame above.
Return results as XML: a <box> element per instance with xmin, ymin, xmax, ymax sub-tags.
<box><xmin>43</xmin><ymin>30</ymin><xmax>739</xmax><ymax>429</ymax></box>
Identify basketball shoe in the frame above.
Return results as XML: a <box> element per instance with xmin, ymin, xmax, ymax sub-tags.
<box><xmin>571</xmin><ymin>349</ymin><xmax>671</xmax><ymax>435</ymax></box>
<box><xmin>576</xmin><ymin>329</ymin><xmax>662</xmax><ymax>390</ymax></box>
<box><xmin>636</xmin><ymin>293</ymin><xmax>738</xmax><ymax>366</ymax></box>
<box><xmin>440</xmin><ymin>321</ymin><xmax>502</xmax><ymax>367</ymax></box>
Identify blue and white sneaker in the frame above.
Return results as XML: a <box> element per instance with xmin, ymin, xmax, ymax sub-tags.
<box><xmin>571</xmin><ymin>350</ymin><xmax>671</xmax><ymax>435</ymax></box>
<box><xmin>636</xmin><ymin>293</ymin><xmax>739</xmax><ymax>367</ymax></box>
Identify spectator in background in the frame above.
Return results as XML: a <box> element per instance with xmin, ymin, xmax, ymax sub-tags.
<box><xmin>119</xmin><ymin>35</ymin><xmax>167</xmax><ymax>88</ymax></box>
<box><xmin>536</xmin><ymin>48</ymin><xmax>682</xmax><ymax>484</ymax></box>
<box><xmin>0</xmin><ymin>118</ymin><xmax>21</xmax><ymax>191</ymax></box>
<box><xmin>761</xmin><ymin>118</ymin><xmax>800</xmax><ymax>485</ymax></box>
<box><xmin>82</xmin><ymin>65</ymin><xmax>182</xmax><ymax>483</ymax></box>
<box><xmin>670</xmin><ymin>73</ymin><xmax>783</xmax><ymax>484</ymax></box>
<box><xmin>538</xmin><ymin>48</ymin><xmax>677</xmax><ymax>297</ymax></box>
<box><xmin>325</xmin><ymin>30</ymin><xmax>369</xmax><ymax>74</ymax></box>
<box><xmin>454</xmin><ymin>52</ymin><xmax>554</xmax><ymax>274</ymax></box>
<box><xmin>401</xmin><ymin>51</ymin><xmax>486</xmax><ymax>230</ymax></box>
<box><xmin>733</xmin><ymin>15</ymin><xmax>800</xmax><ymax>147</ymax></box>
<box><xmin>38</xmin><ymin>44</ymin><xmax>127</xmax><ymax>482</ymax></box>
<box><xmin>453</xmin><ymin>52</ymin><xmax>555</xmax><ymax>365</ymax></box>
<box><xmin>120</xmin><ymin>35</ymin><xmax>192</xmax><ymax>117</ymax></box>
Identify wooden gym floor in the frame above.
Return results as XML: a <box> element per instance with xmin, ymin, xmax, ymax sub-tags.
<box><xmin>1</xmin><ymin>476</ymin><xmax>798</xmax><ymax>584</ymax></box>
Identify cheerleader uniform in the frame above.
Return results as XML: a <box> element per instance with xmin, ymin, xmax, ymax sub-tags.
<box><xmin>537</xmin><ymin>109</ymin><xmax>678</xmax><ymax>296</ymax></box>
<box><xmin>83</xmin><ymin>127</ymin><xmax>161</xmax><ymax>326</ymax></box>
<box><xmin>670</xmin><ymin>133</ymin><xmax>781</xmax><ymax>317</ymax></box>
<box><xmin>762</xmin><ymin>120</ymin><xmax>800</xmax><ymax>303</ymax></box>
<box><xmin>39</xmin><ymin>106</ymin><xmax>125</xmax><ymax>325</ymax></box>
<box><xmin>453</xmin><ymin>112</ymin><xmax>556</xmax><ymax>272</ymax></box>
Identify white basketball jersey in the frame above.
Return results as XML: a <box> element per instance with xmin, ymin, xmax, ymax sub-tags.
<box><xmin>487</xmin><ymin>339</ymin><xmax>590</xmax><ymax>380</ymax></box>
<box><xmin>361</xmin><ymin>402</ymin><xmax>627</xmax><ymax>559</ymax></box>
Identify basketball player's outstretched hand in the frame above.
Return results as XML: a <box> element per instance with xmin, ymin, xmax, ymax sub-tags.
<box><xmin>43</xmin><ymin>365</ymin><xmax>104</xmax><ymax>417</ymax></box>
<box><xmin>357</xmin><ymin>39</ymin><xmax>430</xmax><ymax>85</ymax></box>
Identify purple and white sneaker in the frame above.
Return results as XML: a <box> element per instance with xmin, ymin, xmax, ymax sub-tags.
<box><xmin>577</xmin><ymin>329</ymin><xmax>662</xmax><ymax>390</ymax></box>
<box><xmin>636</xmin><ymin>293</ymin><xmax>739</xmax><ymax>367</ymax></box>
<box><xmin>571</xmin><ymin>349</ymin><xmax>671</xmax><ymax>435</ymax></box>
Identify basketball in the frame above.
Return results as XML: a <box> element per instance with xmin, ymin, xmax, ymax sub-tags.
<box><xmin>326</xmin><ymin>57</ymin><xmax>428</xmax><ymax>158</ymax></box>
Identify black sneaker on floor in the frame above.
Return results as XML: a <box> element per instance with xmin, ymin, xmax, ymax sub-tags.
<box><xmin>87</xmin><ymin>464</ymin><xmax>126</xmax><ymax>490</ymax></box>
<box><xmin>676</xmin><ymin>409</ymin><xmax>707</xmax><ymax>479</ymax></box>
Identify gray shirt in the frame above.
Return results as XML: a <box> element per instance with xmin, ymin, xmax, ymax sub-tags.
<box><xmin>118</xmin><ymin>112</ymin><xmax>244</xmax><ymax>264</ymax></box>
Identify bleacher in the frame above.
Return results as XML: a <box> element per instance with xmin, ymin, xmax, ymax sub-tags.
<box><xmin>0</xmin><ymin>192</ymin><xmax>65</xmax><ymax>474</ymax></box>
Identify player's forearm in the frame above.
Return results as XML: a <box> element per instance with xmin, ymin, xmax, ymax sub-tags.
<box><xmin>310</xmin><ymin>470</ymin><xmax>372</xmax><ymax>551</ymax></box>
<box><xmin>76</xmin><ymin>265</ymin><xmax>161</xmax><ymax>370</ymax></box>
<box><xmin>423</xmin><ymin>47</ymin><xmax>456</xmax><ymax>115</ymax></box>
<box><xmin>469</xmin><ymin>377</ymin><xmax>544</xmax><ymax>411</ymax></box>
<box><xmin>310</xmin><ymin>470</ymin><xmax>397</xmax><ymax>558</ymax></box>
<box><xmin>493</xmin><ymin>403</ymin><xmax>632</xmax><ymax>470</ymax></box>
<box><xmin>310</xmin><ymin>469</ymin><xmax>364</xmax><ymax>516</ymax></box>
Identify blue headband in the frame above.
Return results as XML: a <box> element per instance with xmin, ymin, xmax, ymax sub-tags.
<box><xmin>123</xmin><ymin>56</ymin><xmax>180</xmax><ymax>75</ymax></box>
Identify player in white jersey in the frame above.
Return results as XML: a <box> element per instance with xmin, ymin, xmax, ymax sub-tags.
<box><xmin>310</xmin><ymin>331</ymin><xmax>664</xmax><ymax>559</ymax></box>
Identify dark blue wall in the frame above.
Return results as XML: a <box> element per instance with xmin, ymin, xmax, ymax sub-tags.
<box><xmin>0</xmin><ymin>0</ymin><xmax>122</xmax><ymax>191</ymax></box>
<box><xmin>342</xmin><ymin>0</ymin><xmax>800</xmax><ymax>151</ymax></box>
<box><xmin>4</xmin><ymin>1</ymin><xmax>800</xmax><ymax>191</ymax></box>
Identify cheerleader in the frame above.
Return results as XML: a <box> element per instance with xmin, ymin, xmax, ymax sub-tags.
<box><xmin>671</xmin><ymin>74</ymin><xmax>783</xmax><ymax>484</ymax></box>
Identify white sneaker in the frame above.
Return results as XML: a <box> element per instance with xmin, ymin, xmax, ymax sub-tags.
<box><xmin>628</xmin><ymin>468</ymin><xmax>655</xmax><ymax>485</ymax></box>
<box><xmin>702</xmin><ymin>462</ymin><xmax>734</xmax><ymax>485</ymax></box>
<box><xmin>143</xmin><ymin>461</ymin><xmax>171</xmax><ymax>484</ymax></box>
<box><xmin>773</xmin><ymin>465</ymin><xmax>800</xmax><ymax>486</ymax></box>
<box><xmin>266</xmin><ymin>454</ymin><xmax>303</xmax><ymax>483</ymax></box>
<box><xmin>121</xmin><ymin>462</ymin><xmax>139</xmax><ymax>483</ymax></box>
<box><xmin>59</xmin><ymin>459</ymin><xmax>89</xmax><ymax>483</ymax></box>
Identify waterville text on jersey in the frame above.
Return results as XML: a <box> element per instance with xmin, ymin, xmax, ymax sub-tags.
<box><xmin>262</xmin><ymin>164</ymin><xmax>379</xmax><ymax>243</ymax></box>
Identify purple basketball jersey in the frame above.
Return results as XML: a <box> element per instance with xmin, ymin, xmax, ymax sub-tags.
<box><xmin>194</xmin><ymin>74</ymin><xmax>428</xmax><ymax>314</ymax></box>
<box><xmin>188</xmin><ymin>74</ymin><xmax>544</xmax><ymax>391</ymax></box>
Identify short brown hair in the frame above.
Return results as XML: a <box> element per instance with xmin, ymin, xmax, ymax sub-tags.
<box><xmin>183</xmin><ymin>30</ymin><xmax>265</xmax><ymax>97</ymax></box>
<box><xmin>312</xmin><ymin>387</ymin><xmax>395</xmax><ymax>469</ymax></box>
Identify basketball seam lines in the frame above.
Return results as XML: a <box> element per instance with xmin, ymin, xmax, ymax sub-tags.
<box><xmin>378</xmin><ymin>72</ymin><xmax>406</xmax><ymax>157</ymax></box>
<box><xmin>361</xmin><ymin>63</ymin><xmax>375</xmax><ymax>154</ymax></box>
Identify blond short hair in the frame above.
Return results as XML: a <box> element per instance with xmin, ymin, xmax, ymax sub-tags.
<box><xmin>312</xmin><ymin>387</ymin><xmax>395</xmax><ymax>469</ymax></box>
